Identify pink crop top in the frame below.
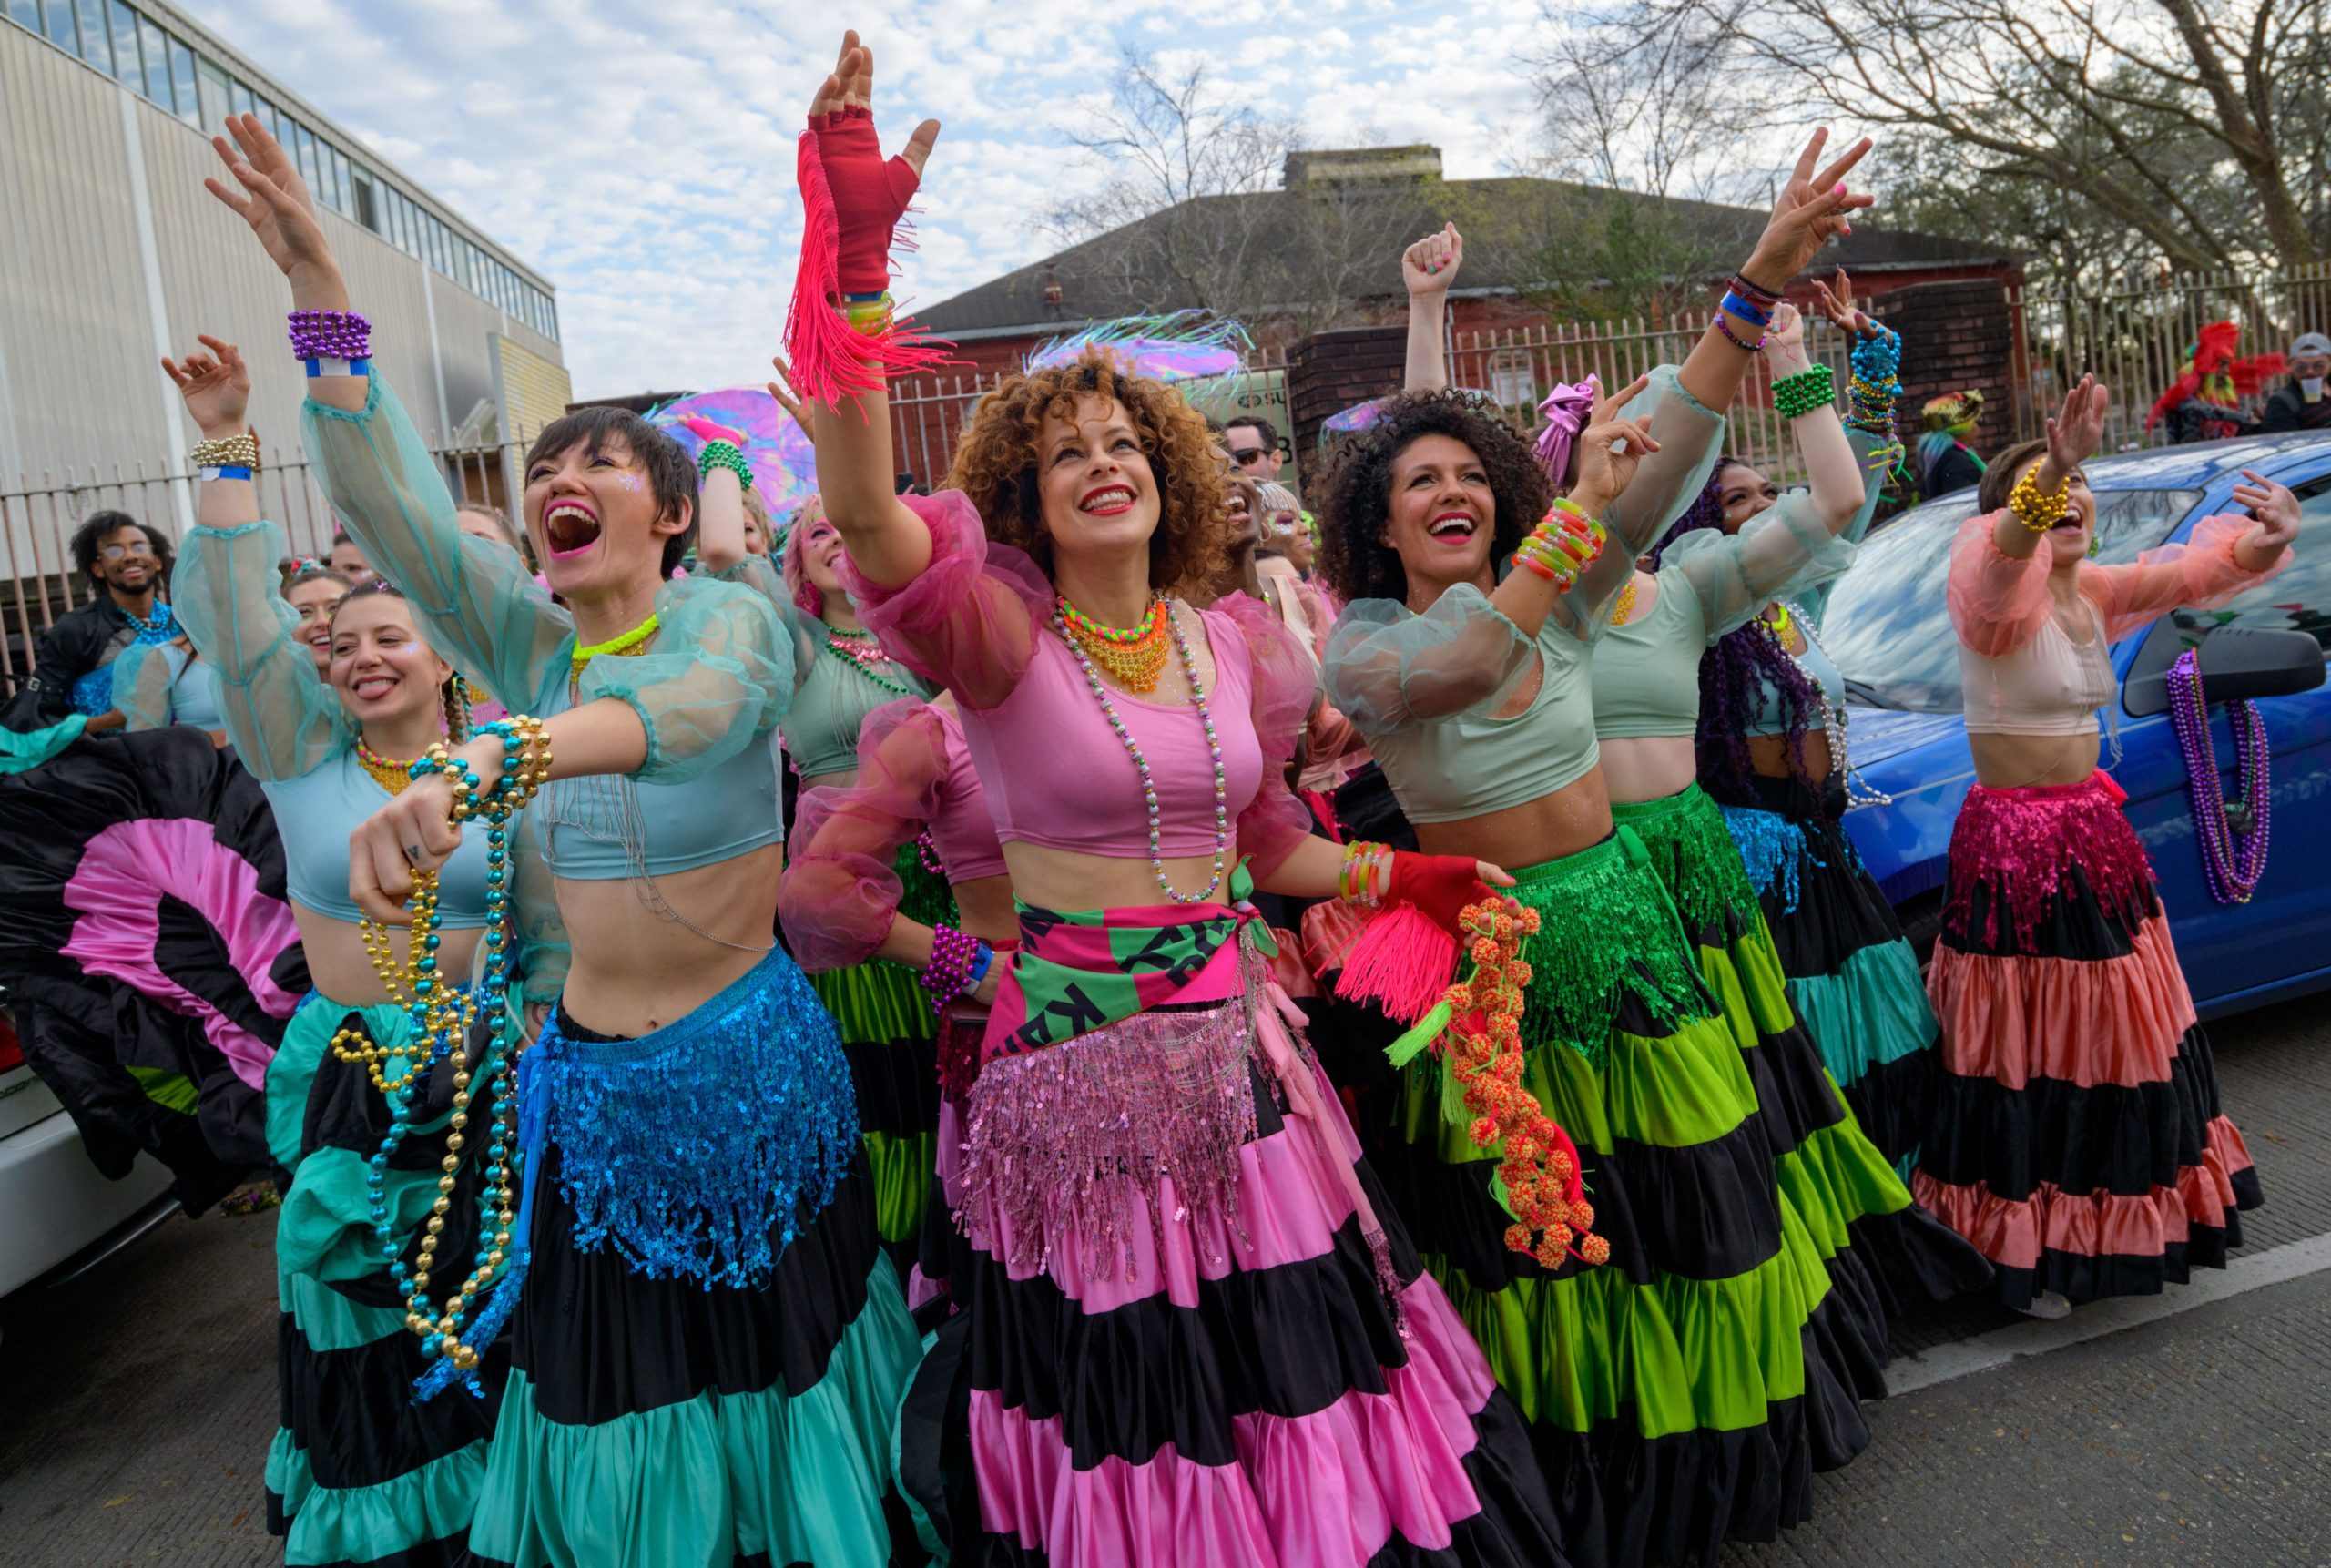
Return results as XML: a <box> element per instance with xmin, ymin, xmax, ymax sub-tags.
<box><xmin>1947</xmin><ymin>510</ymin><xmax>2289</xmax><ymax>738</ymax></box>
<box><xmin>838</xmin><ymin>490</ymin><xmax>1317</xmax><ymax>885</ymax></box>
<box><xmin>928</xmin><ymin>704</ymin><xmax>1010</xmax><ymax>881</ymax></box>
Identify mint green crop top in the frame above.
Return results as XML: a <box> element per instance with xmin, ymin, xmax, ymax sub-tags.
<box><xmin>779</xmin><ymin>624</ymin><xmax>937</xmax><ymax>779</ymax></box>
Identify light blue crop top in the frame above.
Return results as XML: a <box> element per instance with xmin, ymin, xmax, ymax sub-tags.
<box><xmin>173</xmin><ymin>517</ymin><xmax>494</xmax><ymax>928</ymax></box>
<box><xmin>302</xmin><ymin>373</ymin><xmax>802</xmax><ymax>884</ymax></box>
<box><xmin>262</xmin><ymin>752</ymin><xmax>494</xmax><ymax>926</ymax></box>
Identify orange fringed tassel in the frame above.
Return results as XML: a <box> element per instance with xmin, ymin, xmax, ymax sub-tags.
<box><xmin>1438</xmin><ymin>895</ymin><xmax>1609</xmax><ymax>1269</ymax></box>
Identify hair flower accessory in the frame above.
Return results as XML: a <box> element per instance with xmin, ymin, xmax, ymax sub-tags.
<box><xmin>1531</xmin><ymin>379</ymin><xmax>1600</xmax><ymax>487</ymax></box>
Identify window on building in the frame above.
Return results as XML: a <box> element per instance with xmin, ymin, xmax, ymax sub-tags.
<box><xmin>72</xmin><ymin>0</ymin><xmax>107</xmax><ymax>71</ymax></box>
<box><xmin>7</xmin><ymin>3</ymin><xmax>43</xmax><ymax>41</ymax></box>
<box><xmin>105</xmin><ymin>0</ymin><xmax>135</xmax><ymax>82</ymax></box>
<box><xmin>229</xmin><ymin>76</ymin><xmax>252</xmax><ymax>119</ymax></box>
<box><xmin>39</xmin><ymin>0</ymin><xmax>76</xmax><ymax>53</ymax></box>
<box><xmin>318</xmin><ymin>139</ymin><xmax>343</xmax><ymax>215</ymax></box>
<box><xmin>251</xmin><ymin>91</ymin><xmax>280</xmax><ymax>144</ymax></box>
<box><xmin>196</xmin><ymin>56</ymin><xmax>229</xmax><ymax>133</ymax></box>
<box><xmin>433</xmin><ymin>219</ymin><xmax>452</xmax><ymax>276</ymax></box>
<box><xmin>291</xmin><ymin>122</ymin><xmax>319</xmax><ymax>196</ymax></box>
<box><xmin>350</xmin><ymin>164</ymin><xmax>378</xmax><ymax>232</ymax></box>
<box><xmin>135</xmin><ymin>12</ymin><xmax>167</xmax><ymax>107</ymax></box>
<box><xmin>394</xmin><ymin>190</ymin><xmax>414</xmax><ymax>256</ymax></box>
<box><xmin>165</xmin><ymin>32</ymin><xmax>195</xmax><ymax>124</ymax></box>
<box><xmin>331</xmin><ymin>148</ymin><xmax>351</xmax><ymax>217</ymax></box>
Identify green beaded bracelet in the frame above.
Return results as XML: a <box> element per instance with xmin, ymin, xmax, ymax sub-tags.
<box><xmin>1771</xmin><ymin>365</ymin><xmax>1837</xmax><ymax>421</ymax></box>
<box><xmin>697</xmin><ymin>440</ymin><xmax>755</xmax><ymax>493</ymax></box>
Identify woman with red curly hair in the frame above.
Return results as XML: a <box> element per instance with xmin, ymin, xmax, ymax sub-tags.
<box><xmin>789</xmin><ymin>32</ymin><xmax>1573</xmax><ymax>1567</ymax></box>
<box><xmin>1320</xmin><ymin>145</ymin><xmax>1889</xmax><ymax>1567</ymax></box>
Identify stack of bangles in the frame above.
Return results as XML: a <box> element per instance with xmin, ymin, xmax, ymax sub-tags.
<box><xmin>1339</xmin><ymin>840</ymin><xmax>1392</xmax><ymax>906</ymax></box>
<box><xmin>2009</xmin><ymin>466</ymin><xmax>2071</xmax><ymax>534</ymax></box>
<box><xmin>1716</xmin><ymin>270</ymin><xmax>1783</xmax><ymax>351</ymax></box>
<box><xmin>1845</xmin><ymin>323</ymin><xmax>1905</xmax><ymax>465</ymax></box>
<box><xmin>697</xmin><ymin>439</ymin><xmax>756</xmax><ymax>492</ymax></box>
<box><xmin>191</xmin><ymin>433</ymin><xmax>260</xmax><ymax>483</ymax></box>
<box><xmin>413</xmin><ymin>716</ymin><xmax>554</xmax><ymax>822</ymax></box>
<box><xmin>1772</xmin><ymin>365</ymin><xmax>1836</xmax><ymax>420</ymax></box>
<box><xmin>840</xmin><ymin>291</ymin><xmax>893</xmax><ymax>337</ymax></box>
<box><xmin>289</xmin><ymin>309</ymin><xmax>372</xmax><ymax>376</ymax></box>
<box><xmin>1513</xmin><ymin>499</ymin><xmax>1606</xmax><ymax>590</ymax></box>
<box><xmin>920</xmin><ymin>925</ymin><xmax>994</xmax><ymax>1014</ymax></box>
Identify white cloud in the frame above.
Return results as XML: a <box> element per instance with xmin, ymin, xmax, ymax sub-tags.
<box><xmin>175</xmin><ymin>0</ymin><xmax>1562</xmax><ymax>397</ymax></box>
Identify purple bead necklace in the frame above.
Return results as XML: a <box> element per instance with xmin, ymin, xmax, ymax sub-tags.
<box><xmin>2166</xmin><ymin>648</ymin><xmax>2271</xmax><ymax>904</ymax></box>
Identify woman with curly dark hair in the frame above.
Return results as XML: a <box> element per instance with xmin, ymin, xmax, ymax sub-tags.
<box><xmin>1582</xmin><ymin>275</ymin><xmax>1990</xmax><ymax>1325</ymax></box>
<box><xmin>1319</xmin><ymin>150</ymin><xmax>1890</xmax><ymax>1568</ymax></box>
<box><xmin>787</xmin><ymin>34</ymin><xmax>1570</xmax><ymax>1567</ymax></box>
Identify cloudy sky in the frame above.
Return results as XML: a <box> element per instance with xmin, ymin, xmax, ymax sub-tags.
<box><xmin>178</xmin><ymin>0</ymin><xmax>1554</xmax><ymax>399</ymax></box>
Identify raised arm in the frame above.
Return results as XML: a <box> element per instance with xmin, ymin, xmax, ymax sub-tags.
<box><xmin>789</xmin><ymin>33</ymin><xmax>945</xmax><ymax>592</ymax></box>
<box><xmin>2084</xmin><ymin>472</ymin><xmax>2298</xmax><ymax>643</ymax></box>
<box><xmin>1401</xmin><ymin>224</ymin><xmax>1461</xmax><ymax>393</ymax></box>
<box><xmin>1989</xmin><ymin>375</ymin><xmax>2108</xmax><ymax>566</ymax></box>
<box><xmin>162</xmin><ymin>336</ymin><xmax>350</xmax><ymax>779</ymax></box>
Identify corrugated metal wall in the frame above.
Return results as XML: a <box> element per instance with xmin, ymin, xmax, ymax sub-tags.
<box><xmin>0</xmin><ymin>22</ymin><xmax>562</xmax><ymax>575</ymax></box>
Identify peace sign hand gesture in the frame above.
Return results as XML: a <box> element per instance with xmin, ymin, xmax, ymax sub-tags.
<box><xmin>1743</xmin><ymin>128</ymin><xmax>1874</xmax><ymax>290</ymax></box>
<box><xmin>1810</xmin><ymin>269</ymin><xmax>1873</xmax><ymax>337</ymax></box>
<box><xmin>1568</xmin><ymin>372</ymin><xmax>1661</xmax><ymax>516</ymax></box>
<box><xmin>161</xmin><ymin>335</ymin><xmax>251</xmax><ymax>439</ymax></box>
<box><xmin>203</xmin><ymin>113</ymin><xmax>345</xmax><ymax>305</ymax></box>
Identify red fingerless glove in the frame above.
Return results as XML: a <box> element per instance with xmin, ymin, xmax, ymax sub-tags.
<box><xmin>809</xmin><ymin>106</ymin><xmax>921</xmax><ymax>296</ymax></box>
<box><xmin>1387</xmin><ymin>852</ymin><xmax>1487</xmax><ymax>935</ymax></box>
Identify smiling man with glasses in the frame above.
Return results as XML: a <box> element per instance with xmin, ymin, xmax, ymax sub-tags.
<box><xmin>2</xmin><ymin>510</ymin><xmax>177</xmax><ymax>734</ymax></box>
<box><xmin>2262</xmin><ymin>331</ymin><xmax>2331</xmax><ymax>433</ymax></box>
<box><xmin>1222</xmin><ymin>413</ymin><xmax>1288</xmax><ymax>484</ymax></box>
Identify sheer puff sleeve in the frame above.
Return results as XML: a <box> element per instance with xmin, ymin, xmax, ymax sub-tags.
<box><xmin>836</xmin><ymin>490</ymin><xmax>1048</xmax><ymax>711</ymax></box>
<box><xmin>779</xmin><ymin>697</ymin><xmax>947</xmax><ymax>973</ymax></box>
<box><xmin>1948</xmin><ymin>512</ymin><xmax>2055</xmax><ymax>657</ymax></box>
<box><xmin>1567</xmin><ymin>364</ymin><xmax>1728</xmax><ymax>629</ymax></box>
<box><xmin>2082</xmin><ymin>513</ymin><xmax>2293</xmax><ymax>643</ymax></box>
<box><xmin>1663</xmin><ymin>487</ymin><xmax>1857</xmax><ymax>642</ymax></box>
<box><xmin>573</xmin><ymin>576</ymin><xmax>795</xmax><ymax>784</ymax></box>
<box><xmin>1211</xmin><ymin>594</ymin><xmax>1319</xmax><ymax>882</ymax></box>
<box><xmin>107</xmin><ymin>640</ymin><xmax>183</xmax><ymax>733</ymax></box>
<box><xmin>1321</xmin><ymin>586</ymin><xmax>1536</xmax><ymax>738</ymax></box>
<box><xmin>174</xmin><ymin>519</ymin><xmax>352</xmax><ymax>781</ymax></box>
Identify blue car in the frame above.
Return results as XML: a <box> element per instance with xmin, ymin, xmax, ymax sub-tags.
<box><xmin>1820</xmin><ymin>432</ymin><xmax>2331</xmax><ymax>1019</ymax></box>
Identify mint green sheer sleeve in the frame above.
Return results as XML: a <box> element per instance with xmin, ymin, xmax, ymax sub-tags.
<box><xmin>573</xmin><ymin>576</ymin><xmax>798</xmax><ymax>784</ymax></box>
<box><xmin>175</xmin><ymin>520</ymin><xmax>353</xmax><ymax>781</ymax></box>
<box><xmin>302</xmin><ymin>376</ymin><xmax>573</xmax><ymax>714</ymax></box>
<box><xmin>1562</xmin><ymin>363</ymin><xmax>1727</xmax><ymax>634</ymax></box>
<box><xmin>108</xmin><ymin>640</ymin><xmax>181</xmax><ymax>731</ymax></box>
<box><xmin>1321</xmin><ymin>587</ymin><xmax>1538</xmax><ymax>736</ymax></box>
<box><xmin>1662</xmin><ymin>487</ymin><xmax>1858</xmax><ymax>642</ymax></box>
<box><xmin>714</xmin><ymin>557</ymin><xmax>823</xmax><ymax>697</ymax></box>
<box><xmin>1799</xmin><ymin>430</ymin><xmax>1889</xmax><ymax>629</ymax></box>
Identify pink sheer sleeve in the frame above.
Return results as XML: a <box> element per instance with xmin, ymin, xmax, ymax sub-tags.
<box><xmin>1947</xmin><ymin>511</ymin><xmax>2055</xmax><ymax>657</ymax></box>
<box><xmin>778</xmin><ymin>697</ymin><xmax>950</xmax><ymax>972</ymax></box>
<box><xmin>2081</xmin><ymin>513</ymin><xmax>2293</xmax><ymax>644</ymax></box>
<box><xmin>1213</xmin><ymin>593</ymin><xmax>1320</xmax><ymax>881</ymax></box>
<box><xmin>838</xmin><ymin>490</ymin><xmax>1049</xmax><ymax>711</ymax></box>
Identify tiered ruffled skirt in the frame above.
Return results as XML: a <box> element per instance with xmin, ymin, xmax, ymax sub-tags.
<box><xmin>1913</xmin><ymin>772</ymin><xmax>2263</xmax><ymax>1308</ymax></box>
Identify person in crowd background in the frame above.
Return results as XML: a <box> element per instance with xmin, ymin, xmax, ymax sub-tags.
<box><xmin>324</xmin><ymin>528</ymin><xmax>374</xmax><ymax>584</ymax></box>
<box><xmin>2</xmin><ymin>510</ymin><xmax>178</xmax><ymax>736</ymax></box>
<box><xmin>2260</xmin><ymin>331</ymin><xmax>2331</xmax><ymax>433</ymax></box>
<box><xmin>1917</xmin><ymin>390</ymin><xmax>1986</xmax><ymax>501</ymax></box>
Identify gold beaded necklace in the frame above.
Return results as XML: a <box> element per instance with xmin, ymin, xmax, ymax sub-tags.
<box><xmin>1611</xmin><ymin>576</ymin><xmax>1641</xmax><ymax>627</ymax></box>
<box><xmin>1057</xmin><ymin>594</ymin><xmax>1172</xmax><ymax>694</ymax></box>
<box><xmin>353</xmin><ymin>736</ymin><xmax>420</xmax><ymax>797</ymax></box>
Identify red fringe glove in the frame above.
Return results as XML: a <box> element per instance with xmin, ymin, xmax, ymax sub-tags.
<box><xmin>785</xmin><ymin>105</ymin><xmax>952</xmax><ymax>402</ymax></box>
<box><xmin>1332</xmin><ymin>851</ymin><xmax>1490</xmax><ymax>1023</ymax></box>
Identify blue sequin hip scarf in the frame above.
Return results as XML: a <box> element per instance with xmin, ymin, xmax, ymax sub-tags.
<box><xmin>516</xmin><ymin>945</ymin><xmax>860</xmax><ymax>1291</ymax></box>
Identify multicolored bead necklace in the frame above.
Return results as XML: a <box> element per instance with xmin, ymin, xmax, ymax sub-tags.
<box><xmin>1056</xmin><ymin>594</ymin><xmax>1172</xmax><ymax>694</ymax></box>
<box><xmin>823</xmin><ymin>626</ymin><xmax>918</xmax><ymax>697</ymax></box>
<box><xmin>1049</xmin><ymin>599</ymin><xmax>1230</xmax><ymax>904</ymax></box>
<box><xmin>353</xmin><ymin>736</ymin><xmax>421</xmax><ymax>797</ymax></box>
<box><xmin>1754</xmin><ymin>600</ymin><xmax>1892</xmax><ymax>809</ymax></box>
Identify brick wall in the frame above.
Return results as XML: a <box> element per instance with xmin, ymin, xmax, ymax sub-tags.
<box><xmin>1868</xmin><ymin>278</ymin><xmax>2023</xmax><ymax>469</ymax></box>
<box><xmin>1286</xmin><ymin>325</ymin><xmax>1408</xmax><ymax>487</ymax></box>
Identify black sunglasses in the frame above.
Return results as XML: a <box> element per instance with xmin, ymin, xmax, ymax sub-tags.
<box><xmin>1229</xmin><ymin>446</ymin><xmax>1272</xmax><ymax>465</ymax></box>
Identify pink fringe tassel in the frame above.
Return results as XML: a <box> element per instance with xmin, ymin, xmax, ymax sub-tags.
<box><xmin>1333</xmin><ymin>904</ymin><xmax>1459</xmax><ymax>1024</ymax></box>
<box><xmin>784</xmin><ymin>131</ymin><xmax>954</xmax><ymax>406</ymax></box>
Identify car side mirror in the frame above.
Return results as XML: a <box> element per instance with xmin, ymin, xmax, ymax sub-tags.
<box><xmin>2123</xmin><ymin>626</ymin><xmax>2326</xmax><ymax>716</ymax></box>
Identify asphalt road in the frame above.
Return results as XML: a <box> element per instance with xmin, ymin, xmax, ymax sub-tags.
<box><xmin>2</xmin><ymin>995</ymin><xmax>2326</xmax><ymax>1568</ymax></box>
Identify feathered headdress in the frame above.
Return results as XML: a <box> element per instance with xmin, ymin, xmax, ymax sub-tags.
<box><xmin>2146</xmin><ymin>321</ymin><xmax>2286</xmax><ymax>431</ymax></box>
<box><xmin>1023</xmin><ymin>311</ymin><xmax>1250</xmax><ymax>383</ymax></box>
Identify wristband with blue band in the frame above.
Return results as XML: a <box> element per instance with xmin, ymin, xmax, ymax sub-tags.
<box><xmin>304</xmin><ymin>356</ymin><xmax>372</xmax><ymax>379</ymax></box>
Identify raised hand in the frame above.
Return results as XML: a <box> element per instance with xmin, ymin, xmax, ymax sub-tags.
<box><xmin>1744</xmin><ymin>128</ymin><xmax>1874</xmax><ymax>290</ymax></box>
<box><xmin>768</xmin><ymin>356</ymin><xmax>818</xmax><ymax>443</ymax></box>
<box><xmin>1810</xmin><ymin>269</ymin><xmax>1871</xmax><ymax>336</ymax></box>
<box><xmin>160</xmin><ymin>335</ymin><xmax>250</xmax><ymax>437</ymax></box>
<box><xmin>808</xmin><ymin>31</ymin><xmax>942</xmax><ymax>296</ymax></box>
<box><xmin>1760</xmin><ymin>301</ymin><xmax>1809</xmax><ymax>368</ymax></box>
<box><xmin>2232</xmin><ymin>469</ymin><xmax>2302</xmax><ymax>552</ymax></box>
<box><xmin>1402</xmin><ymin>223</ymin><xmax>1464</xmax><ymax>297</ymax></box>
<box><xmin>678</xmin><ymin>413</ymin><xmax>748</xmax><ymax>448</ymax></box>
<box><xmin>2044</xmin><ymin>374</ymin><xmax>2110</xmax><ymax>474</ymax></box>
<box><xmin>1570</xmin><ymin>372</ymin><xmax>1660</xmax><ymax>512</ymax></box>
<box><xmin>203</xmin><ymin>113</ymin><xmax>341</xmax><ymax>298</ymax></box>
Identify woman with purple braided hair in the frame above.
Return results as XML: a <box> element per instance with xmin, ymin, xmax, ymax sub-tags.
<box><xmin>1658</xmin><ymin>276</ymin><xmax>1958</xmax><ymax>1209</ymax></box>
<box><xmin>1589</xmin><ymin>278</ymin><xmax>1990</xmax><ymax>1324</ymax></box>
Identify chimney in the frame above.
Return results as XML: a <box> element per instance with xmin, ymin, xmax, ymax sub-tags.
<box><xmin>1281</xmin><ymin>146</ymin><xmax>1443</xmax><ymax>191</ymax></box>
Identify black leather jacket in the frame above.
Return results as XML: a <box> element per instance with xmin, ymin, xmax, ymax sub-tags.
<box><xmin>3</xmin><ymin>597</ymin><xmax>133</xmax><ymax>732</ymax></box>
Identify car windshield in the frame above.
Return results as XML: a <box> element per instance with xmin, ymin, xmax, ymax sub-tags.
<box><xmin>1822</xmin><ymin>486</ymin><xmax>2202</xmax><ymax>711</ymax></box>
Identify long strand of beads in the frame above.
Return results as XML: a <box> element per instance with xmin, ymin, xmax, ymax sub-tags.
<box><xmin>1050</xmin><ymin>600</ymin><xmax>1230</xmax><ymax>904</ymax></box>
<box><xmin>123</xmin><ymin>601</ymin><xmax>179</xmax><ymax>643</ymax></box>
<box><xmin>2168</xmin><ymin>651</ymin><xmax>2271</xmax><ymax>903</ymax></box>
<box><xmin>1759</xmin><ymin>602</ymin><xmax>1892</xmax><ymax>809</ymax></box>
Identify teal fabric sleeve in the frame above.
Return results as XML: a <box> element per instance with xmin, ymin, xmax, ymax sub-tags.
<box><xmin>572</xmin><ymin>575</ymin><xmax>798</xmax><ymax>785</ymax></box>
<box><xmin>1562</xmin><ymin>364</ymin><xmax>1727</xmax><ymax>636</ymax></box>
<box><xmin>108</xmin><ymin>639</ymin><xmax>180</xmax><ymax>731</ymax></box>
<box><xmin>176</xmin><ymin>519</ymin><xmax>353</xmax><ymax>782</ymax></box>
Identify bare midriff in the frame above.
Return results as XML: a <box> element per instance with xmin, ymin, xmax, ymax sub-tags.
<box><xmin>1969</xmin><ymin>729</ymin><xmax>2102</xmax><ymax>789</ymax></box>
<box><xmin>1749</xmin><ymin>730</ymin><xmax>1833</xmax><ymax>783</ymax></box>
<box><xmin>296</xmin><ymin>907</ymin><xmax>485</xmax><ymax>1009</ymax></box>
<box><xmin>1597</xmin><ymin>736</ymin><xmax>1698</xmax><ymax>804</ymax></box>
<box><xmin>553</xmin><ymin>841</ymin><xmax>785</xmax><ymax>1035</ymax></box>
<box><xmin>1003</xmin><ymin>841</ymin><xmax>1251</xmax><ymax>914</ymax></box>
<box><xmin>949</xmin><ymin>874</ymin><xmax>1019</xmax><ymax>944</ymax></box>
<box><xmin>1414</xmin><ymin>769</ymin><xmax>1614</xmax><ymax>871</ymax></box>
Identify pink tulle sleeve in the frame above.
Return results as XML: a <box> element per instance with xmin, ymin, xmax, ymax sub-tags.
<box><xmin>2081</xmin><ymin>513</ymin><xmax>2292</xmax><ymax>644</ymax></box>
<box><xmin>838</xmin><ymin>490</ymin><xmax>1049</xmax><ymax>711</ymax></box>
<box><xmin>1213</xmin><ymin>593</ymin><xmax>1321</xmax><ymax>881</ymax></box>
<box><xmin>778</xmin><ymin>697</ymin><xmax>950</xmax><ymax>972</ymax></box>
<box><xmin>1947</xmin><ymin>511</ymin><xmax>2055</xmax><ymax>657</ymax></box>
